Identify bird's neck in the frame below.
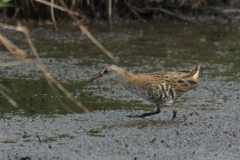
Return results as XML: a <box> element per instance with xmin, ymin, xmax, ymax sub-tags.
<box><xmin>113</xmin><ymin>69</ymin><xmax>133</xmax><ymax>87</ymax></box>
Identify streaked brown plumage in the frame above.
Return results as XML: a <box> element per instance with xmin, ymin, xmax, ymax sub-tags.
<box><xmin>89</xmin><ymin>64</ymin><xmax>200</xmax><ymax>120</ymax></box>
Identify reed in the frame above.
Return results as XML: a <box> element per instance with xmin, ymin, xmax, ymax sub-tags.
<box><xmin>0</xmin><ymin>133</ymin><xmax>13</xmax><ymax>142</ymax></box>
<box><xmin>0</xmin><ymin>0</ymin><xmax>233</xmax><ymax>23</ymax></box>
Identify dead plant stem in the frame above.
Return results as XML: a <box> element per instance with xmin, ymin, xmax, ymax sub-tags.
<box><xmin>51</xmin><ymin>0</ymin><xmax>58</xmax><ymax>31</ymax></box>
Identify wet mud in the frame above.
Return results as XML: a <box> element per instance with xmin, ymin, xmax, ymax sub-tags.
<box><xmin>0</xmin><ymin>23</ymin><xmax>240</xmax><ymax>159</ymax></box>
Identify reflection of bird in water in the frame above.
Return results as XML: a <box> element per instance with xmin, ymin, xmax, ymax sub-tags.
<box><xmin>89</xmin><ymin>65</ymin><xmax>200</xmax><ymax>120</ymax></box>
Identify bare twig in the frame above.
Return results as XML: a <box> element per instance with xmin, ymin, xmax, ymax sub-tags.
<box><xmin>124</xmin><ymin>0</ymin><xmax>146</xmax><ymax>23</ymax></box>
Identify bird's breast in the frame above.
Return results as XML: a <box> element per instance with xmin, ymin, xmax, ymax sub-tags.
<box><xmin>119</xmin><ymin>76</ymin><xmax>177</xmax><ymax>105</ymax></box>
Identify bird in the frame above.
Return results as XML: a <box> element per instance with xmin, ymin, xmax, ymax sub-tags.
<box><xmin>88</xmin><ymin>64</ymin><xmax>200</xmax><ymax>120</ymax></box>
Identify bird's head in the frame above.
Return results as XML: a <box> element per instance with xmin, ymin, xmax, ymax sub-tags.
<box><xmin>88</xmin><ymin>65</ymin><xmax>122</xmax><ymax>83</ymax></box>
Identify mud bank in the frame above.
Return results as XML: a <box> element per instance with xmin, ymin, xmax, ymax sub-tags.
<box><xmin>1</xmin><ymin>106</ymin><xmax>240</xmax><ymax>160</ymax></box>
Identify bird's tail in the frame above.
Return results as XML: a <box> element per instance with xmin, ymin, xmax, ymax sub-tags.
<box><xmin>190</xmin><ymin>64</ymin><xmax>201</xmax><ymax>80</ymax></box>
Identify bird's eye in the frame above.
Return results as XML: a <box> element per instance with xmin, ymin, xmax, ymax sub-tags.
<box><xmin>103</xmin><ymin>70</ymin><xmax>108</xmax><ymax>74</ymax></box>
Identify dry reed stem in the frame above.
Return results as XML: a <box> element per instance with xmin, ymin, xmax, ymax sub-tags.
<box><xmin>0</xmin><ymin>34</ymin><xmax>26</xmax><ymax>61</ymax></box>
<box><xmin>0</xmin><ymin>24</ymin><xmax>90</xmax><ymax>113</ymax></box>
<box><xmin>0</xmin><ymin>55</ymin><xmax>15</xmax><ymax>59</ymax></box>
<box><xmin>35</xmin><ymin>0</ymin><xmax>116</xmax><ymax>63</ymax></box>
<box><xmin>0</xmin><ymin>134</ymin><xmax>14</xmax><ymax>142</ymax></box>
<box><xmin>0</xmin><ymin>89</ymin><xmax>18</xmax><ymax>107</ymax></box>
<box><xmin>0</xmin><ymin>61</ymin><xmax>22</xmax><ymax>66</ymax></box>
<box><xmin>34</xmin><ymin>0</ymin><xmax>79</xmax><ymax>16</ymax></box>
<box><xmin>18</xmin><ymin>24</ymin><xmax>42</xmax><ymax>63</ymax></box>
<box><xmin>46</xmin><ymin>78</ymin><xmax>74</xmax><ymax>113</ymax></box>
<box><xmin>0</xmin><ymin>23</ymin><xmax>41</xmax><ymax>62</ymax></box>
<box><xmin>0</xmin><ymin>83</ymin><xmax>17</xmax><ymax>108</ymax></box>
<box><xmin>51</xmin><ymin>0</ymin><xmax>58</xmax><ymax>31</ymax></box>
<box><xmin>0</xmin><ymin>23</ymin><xmax>26</xmax><ymax>32</ymax></box>
<box><xmin>0</xmin><ymin>83</ymin><xmax>11</xmax><ymax>93</ymax></box>
<box><xmin>108</xmin><ymin>0</ymin><xmax>112</xmax><ymax>26</ymax></box>
<box><xmin>35</xmin><ymin>62</ymin><xmax>90</xmax><ymax>113</ymax></box>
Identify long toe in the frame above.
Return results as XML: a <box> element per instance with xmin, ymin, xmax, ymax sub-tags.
<box><xmin>170</xmin><ymin>105</ymin><xmax>177</xmax><ymax>120</ymax></box>
<box><xmin>127</xmin><ymin>114</ymin><xmax>145</xmax><ymax>118</ymax></box>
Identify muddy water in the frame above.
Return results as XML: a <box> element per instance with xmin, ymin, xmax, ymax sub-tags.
<box><xmin>0</xmin><ymin>22</ymin><xmax>240</xmax><ymax>159</ymax></box>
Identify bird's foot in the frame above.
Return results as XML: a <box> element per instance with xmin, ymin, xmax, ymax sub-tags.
<box><xmin>127</xmin><ymin>114</ymin><xmax>145</xmax><ymax>118</ymax></box>
<box><xmin>172</xmin><ymin>116</ymin><xmax>176</xmax><ymax>121</ymax></box>
<box><xmin>170</xmin><ymin>105</ymin><xmax>177</xmax><ymax>121</ymax></box>
<box><xmin>127</xmin><ymin>112</ymin><xmax>160</xmax><ymax>118</ymax></box>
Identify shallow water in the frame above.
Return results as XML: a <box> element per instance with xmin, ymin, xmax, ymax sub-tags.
<box><xmin>0</xmin><ymin>22</ymin><xmax>240</xmax><ymax>159</ymax></box>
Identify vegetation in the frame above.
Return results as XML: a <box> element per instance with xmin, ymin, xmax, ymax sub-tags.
<box><xmin>0</xmin><ymin>0</ymin><xmax>238</xmax><ymax>23</ymax></box>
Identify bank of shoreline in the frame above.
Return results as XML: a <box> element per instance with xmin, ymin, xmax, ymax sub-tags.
<box><xmin>1</xmin><ymin>0</ymin><xmax>240</xmax><ymax>25</ymax></box>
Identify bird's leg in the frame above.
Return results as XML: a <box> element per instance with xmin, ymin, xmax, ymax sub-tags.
<box><xmin>127</xmin><ymin>104</ymin><xmax>160</xmax><ymax>118</ymax></box>
<box><xmin>170</xmin><ymin>105</ymin><xmax>177</xmax><ymax>120</ymax></box>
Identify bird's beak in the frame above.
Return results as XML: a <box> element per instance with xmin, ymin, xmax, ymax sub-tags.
<box><xmin>88</xmin><ymin>73</ymin><xmax>103</xmax><ymax>83</ymax></box>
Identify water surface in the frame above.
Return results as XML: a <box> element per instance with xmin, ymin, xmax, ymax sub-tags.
<box><xmin>0</xmin><ymin>22</ymin><xmax>240</xmax><ymax>159</ymax></box>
